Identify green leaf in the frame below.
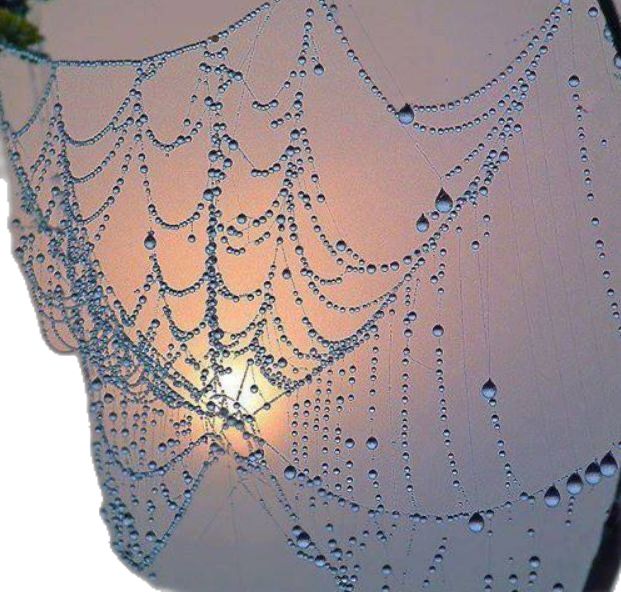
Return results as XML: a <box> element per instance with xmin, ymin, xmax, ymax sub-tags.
<box><xmin>0</xmin><ymin>1</ymin><xmax>30</xmax><ymax>17</ymax></box>
<box><xmin>0</xmin><ymin>7</ymin><xmax>43</xmax><ymax>50</ymax></box>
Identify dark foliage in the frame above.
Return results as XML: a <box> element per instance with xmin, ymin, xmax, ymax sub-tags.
<box><xmin>0</xmin><ymin>0</ymin><xmax>50</xmax><ymax>50</ymax></box>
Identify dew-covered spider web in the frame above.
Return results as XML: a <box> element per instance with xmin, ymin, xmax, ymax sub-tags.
<box><xmin>1</xmin><ymin>0</ymin><xmax>621</xmax><ymax>590</ymax></box>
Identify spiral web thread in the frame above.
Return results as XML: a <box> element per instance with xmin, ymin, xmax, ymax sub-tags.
<box><xmin>1</xmin><ymin>0</ymin><xmax>621</xmax><ymax>590</ymax></box>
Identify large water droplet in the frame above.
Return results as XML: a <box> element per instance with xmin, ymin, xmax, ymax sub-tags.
<box><xmin>585</xmin><ymin>461</ymin><xmax>602</xmax><ymax>485</ymax></box>
<box><xmin>144</xmin><ymin>231</ymin><xmax>157</xmax><ymax>250</ymax></box>
<box><xmin>481</xmin><ymin>378</ymin><xmax>497</xmax><ymax>400</ymax></box>
<box><xmin>296</xmin><ymin>530</ymin><xmax>311</xmax><ymax>549</ymax></box>
<box><xmin>416</xmin><ymin>213</ymin><xmax>429</xmax><ymax>233</ymax></box>
<box><xmin>566</xmin><ymin>473</ymin><xmax>583</xmax><ymax>495</ymax></box>
<box><xmin>435</xmin><ymin>188</ymin><xmax>453</xmax><ymax>213</ymax></box>
<box><xmin>432</xmin><ymin>324</ymin><xmax>445</xmax><ymax>337</ymax></box>
<box><xmin>544</xmin><ymin>485</ymin><xmax>561</xmax><ymax>507</ymax></box>
<box><xmin>468</xmin><ymin>512</ymin><xmax>485</xmax><ymax>533</ymax></box>
<box><xmin>397</xmin><ymin>103</ymin><xmax>415</xmax><ymax>125</ymax></box>
<box><xmin>601</xmin><ymin>452</ymin><xmax>618</xmax><ymax>477</ymax></box>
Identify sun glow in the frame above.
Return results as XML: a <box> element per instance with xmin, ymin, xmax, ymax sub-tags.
<box><xmin>218</xmin><ymin>358</ymin><xmax>274</xmax><ymax>414</ymax></box>
<box><xmin>212</xmin><ymin>357</ymin><xmax>289</xmax><ymax>455</ymax></box>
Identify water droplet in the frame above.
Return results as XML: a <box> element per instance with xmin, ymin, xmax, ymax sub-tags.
<box><xmin>435</xmin><ymin>188</ymin><xmax>453</xmax><ymax>213</ymax></box>
<box><xmin>397</xmin><ymin>103</ymin><xmax>414</xmax><ymax>125</ymax></box>
<box><xmin>296</xmin><ymin>531</ymin><xmax>311</xmax><ymax>549</ymax></box>
<box><xmin>468</xmin><ymin>512</ymin><xmax>485</xmax><ymax>533</ymax></box>
<box><xmin>366</xmin><ymin>436</ymin><xmax>379</xmax><ymax>450</ymax></box>
<box><xmin>432</xmin><ymin>324</ymin><xmax>444</xmax><ymax>337</ymax></box>
<box><xmin>585</xmin><ymin>461</ymin><xmax>602</xmax><ymax>485</ymax></box>
<box><xmin>544</xmin><ymin>485</ymin><xmax>561</xmax><ymax>507</ymax></box>
<box><xmin>568</xmin><ymin>75</ymin><xmax>580</xmax><ymax>88</ymax></box>
<box><xmin>416</xmin><ymin>213</ymin><xmax>429</xmax><ymax>233</ymax></box>
<box><xmin>566</xmin><ymin>473</ymin><xmax>583</xmax><ymax>495</ymax></box>
<box><xmin>284</xmin><ymin>465</ymin><xmax>297</xmax><ymax>480</ymax></box>
<box><xmin>144</xmin><ymin>231</ymin><xmax>157</xmax><ymax>250</ymax></box>
<box><xmin>314</xmin><ymin>63</ymin><xmax>325</xmax><ymax>76</ymax></box>
<box><xmin>481</xmin><ymin>378</ymin><xmax>497</xmax><ymax>400</ymax></box>
<box><xmin>601</xmin><ymin>452</ymin><xmax>618</xmax><ymax>477</ymax></box>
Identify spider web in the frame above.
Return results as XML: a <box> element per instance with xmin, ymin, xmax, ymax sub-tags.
<box><xmin>1</xmin><ymin>0</ymin><xmax>620</xmax><ymax>590</ymax></box>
